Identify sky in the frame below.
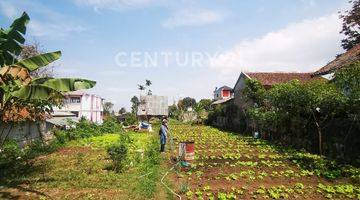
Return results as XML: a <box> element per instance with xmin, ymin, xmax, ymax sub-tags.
<box><xmin>0</xmin><ymin>0</ymin><xmax>348</xmax><ymax>111</ymax></box>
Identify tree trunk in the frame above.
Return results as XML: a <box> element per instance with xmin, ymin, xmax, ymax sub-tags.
<box><xmin>317</xmin><ymin>124</ymin><xmax>322</xmax><ymax>155</ymax></box>
<box><xmin>37</xmin><ymin>121</ymin><xmax>46</xmax><ymax>142</ymax></box>
<box><xmin>312</xmin><ymin>111</ymin><xmax>323</xmax><ymax>155</ymax></box>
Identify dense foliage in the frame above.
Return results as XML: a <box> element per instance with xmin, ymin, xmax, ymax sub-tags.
<box><xmin>178</xmin><ymin>97</ymin><xmax>197</xmax><ymax>110</ymax></box>
<box><xmin>169</xmin><ymin>104</ymin><xmax>181</xmax><ymax>120</ymax></box>
<box><xmin>123</xmin><ymin>112</ymin><xmax>138</xmax><ymax>126</ymax></box>
<box><xmin>131</xmin><ymin>96</ymin><xmax>140</xmax><ymax>114</ymax></box>
<box><xmin>107</xmin><ymin>144</ymin><xmax>128</xmax><ymax>172</ymax></box>
<box><xmin>169</xmin><ymin>98</ymin><xmax>212</xmax><ymax>124</ymax></box>
<box><xmin>245</xmin><ymin>63</ymin><xmax>360</xmax><ymax>164</ymax></box>
<box><xmin>0</xmin><ymin>138</ymin><xmax>62</xmax><ymax>179</ymax></box>
<box><xmin>340</xmin><ymin>0</ymin><xmax>360</xmax><ymax>50</ymax></box>
<box><xmin>56</xmin><ymin>117</ymin><xmax>122</xmax><ymax>142</ymax></box>
<box><xmin>207</xmin><ymin>103</ymin><xmax>247</xmax><ymax>132</ymax></box>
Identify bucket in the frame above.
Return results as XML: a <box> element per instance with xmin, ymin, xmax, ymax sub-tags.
<box><xmin>253</xmin><ymin>131</ymin><xmax>261</xmax><ymax>139</ymax></box>
<box><xmin>179</xmin><ymin>141</ymin><xmax>195</xmax><ymax>161</ymax></box>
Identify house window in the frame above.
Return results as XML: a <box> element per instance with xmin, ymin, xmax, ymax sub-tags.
<box><xmin>70</xmin><ymin>97</ymin><xmax>81</xmax><ymax>103</ymax></box>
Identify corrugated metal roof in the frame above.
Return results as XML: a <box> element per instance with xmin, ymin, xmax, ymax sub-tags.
<box><xmin>137</xmin><ymin>95</ymin><xmax>168</xmax><ymax>116</ymax></box>
<box><xmin>52</xmin><ymin>111</ymin><xmax>76</xmax><ymax>117</ymax></box>
<box><xmin>212</xmin><ymin>97</ymin><xmax>234</xmax><ymax>105</ymax></box>
<box><xmin>46</xmin><ymin>116</ymin><xmax>78</xmax><ymax>126</ymax></box>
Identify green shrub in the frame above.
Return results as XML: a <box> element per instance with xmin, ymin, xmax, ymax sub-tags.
<box><xmin>64</xmin><ymin>118</ymin><xmax>122</xmax><ymax>141</ymax></box>
<box><xmin>107</xmin><ymin>144</ymin><xmax>128</xmax><ymax>173</ymax></box>
<box><xmin>0</xmin><ymin>140</ymin><xmax>23</xmax><ymax>168</ymax></box>
<box><xmin>100</xmin><ymin>117</ymin><xmax>121</xmax><ymax>133</ymax></box>
<box><xmin>145</xmin><ymin>137</ymin><xmax>161</xmax><ymax>166</ymax></box>
<box><xmin>137</xmin><ymin>136</ymin><xmax>161</xmax><ymax>198</ymax></box>
<box><xmin>0</xmin><ymin>139</ymin><xmax>62</xmax><ymax>171</ymax></box>
<box><xmin>123</xmin><ymin>113</ymin><xmax>137</xmax><ymax>126</ymax></box>
<box><xmin>24</xmin><ymin>140</ymin><xmax>49</xmax><ymax>159</ymax></box>
<box><xmin>53</xmin><ymin>129</ymin><xmax>67</xmax><ymax>144</ymax></box>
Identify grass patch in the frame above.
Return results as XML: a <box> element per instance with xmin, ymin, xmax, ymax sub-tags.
<box><xmin>0</xmin><ymin>131</ymin><xmax>164</xmax><ymax>199</ymax></box>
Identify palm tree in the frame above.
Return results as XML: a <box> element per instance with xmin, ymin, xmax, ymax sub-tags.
<box><xmin>138</xmin><ymin>84</ymin><xmax>145</xmax><ymax>91</ymax></box>
<box><xmin>145</xmin><ymin>80</ymin><xmax>152</xmax><ymax>95</ymax></box>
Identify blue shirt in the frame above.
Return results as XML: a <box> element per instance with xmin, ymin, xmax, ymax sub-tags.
<box><xmin>160</xmin><ymin>125</ymin><xmax>167</xmax><ymax>144</ymax></box>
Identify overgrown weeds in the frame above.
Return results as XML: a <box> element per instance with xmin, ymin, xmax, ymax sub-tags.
<box><xmin>137</xmin><ymin>135</ymin><xmax>162</xmax><ymax>198</ymax></box>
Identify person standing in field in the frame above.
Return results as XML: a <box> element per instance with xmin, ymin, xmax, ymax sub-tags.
<box><xmin>159</xmin><ymin>119</ymin><xmax>168</xmax><ymax>153</ymax></box>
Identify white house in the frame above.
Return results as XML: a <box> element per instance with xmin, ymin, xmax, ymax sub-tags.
<box><xmin>54</xmin><ymin>91</ymin><xmax>104</xmax><ymax>124</ymax></box>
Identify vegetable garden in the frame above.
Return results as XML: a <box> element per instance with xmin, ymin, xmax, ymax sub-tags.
<box><xmin>168</xmin><ymin>123</ymin><xmax>360</xmax><ymax>200</ymax></box>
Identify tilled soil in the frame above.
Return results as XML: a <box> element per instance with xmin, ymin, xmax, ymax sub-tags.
<box><xmin>167</xmin><ymin>124</ymin><xmax>359</xmax><ymax>200</ymax></box>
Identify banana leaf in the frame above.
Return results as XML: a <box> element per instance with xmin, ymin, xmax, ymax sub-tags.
<box><xmin>40</xmin><ymin>78</ymin><xmax>96</xmax><ymax>92</ymax></box>
<box><xmin>0</xmin><ymin>12</ymin><xmax>30</xmax><ymax>66</ymax></box>
<box><xmin>10</xmin><ymin>78</ymin><xmax>95</xmax><ymax>101</ymax></box>
<box><xmin>11</xmin><ymin>85</ymin><xmax>62</xmax><ymax>100</ymax></box>
<box><xmin>15</xmin><ymin>51</ymin><xmax>61</xmax><ymax>71</ymax></box>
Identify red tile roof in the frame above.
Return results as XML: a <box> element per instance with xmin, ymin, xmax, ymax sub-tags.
<box><xmin>313</xmin><ymin>44</ymin><xmax>360</xmax><ymax>76</ymax></box>
<box><xmin>246</xmin><ymin>72</ymin><xmax>315</xmax><ymax>86</ymax></box>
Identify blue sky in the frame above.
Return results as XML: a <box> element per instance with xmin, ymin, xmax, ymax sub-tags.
<box><xmin>0</xmin><ymin>0</ymin><xmax>347</xmax><ymax>110</ymax></box>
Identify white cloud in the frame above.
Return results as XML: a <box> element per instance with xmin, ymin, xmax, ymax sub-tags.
<box><xmin>28</xmin><ymin>20</ymin><xmax>86</xmax><ymax>39</ymax></box>
<box><xmin>162</xmin><ymin>9</ymin><xmax>224</xmax><ymax>28</ymax></box>
<box><xmin>74</xmin><ymin>0</ymin><xmax>154</xmax><ymax>11</ymax></box>
<box><xmin>301</xmin><ymin>0</ymin><xmax>316</xmax><ymax>7</ymax></box>
<box><xmin>72</xmin><ymin>0</ymin><xmax>225</xmax><ymax>28</ymax></box>
<box><xmin>0</xmin><ymin>1</ymin><xmax>18</xmax><ymax>18</ymax></box>
<box><xmin>0</xmin><ymin>0</ymin><xmax>86</xmax><ymax>40</ymax></box>
<box><xmin>209</xmin><ymin>14</ymin><xmax>343</xmax><ymax>74</ymax></box>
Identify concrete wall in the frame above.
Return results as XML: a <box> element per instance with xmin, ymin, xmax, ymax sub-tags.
<box><xmin>233</xmin><ymin>73</ymin><xmax>249</xmax><ymax>109</ymax></box>
<box><xmin>233</xmin><ymin>73</ymin><xmax>256</xmax><ymax>109</ymax></box>
<box><xmin>181</xmin><ymin>111</ymin><xmax>198</xmax><ymax>122</ymax></box>
<box><xmin>0</xmin><ymin>121</ymin><xmax>52</xmax><ymax>148</ymax></box>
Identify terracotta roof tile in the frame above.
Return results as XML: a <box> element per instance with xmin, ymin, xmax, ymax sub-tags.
<box><xmin>246</xmin><ymin>72</ymin><xmax>316</xmax><ymax>86</ymax></box>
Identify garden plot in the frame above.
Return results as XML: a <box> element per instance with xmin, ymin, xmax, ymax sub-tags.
<box><xmin>168</xmin><ymin>124</ymin><xmax>360</xmax><ymax>200</ymax></box>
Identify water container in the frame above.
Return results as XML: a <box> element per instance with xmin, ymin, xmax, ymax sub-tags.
<box><xmin>254</xmin><ymin>131</ymin><xmax>260</xmax><ymax>139</ymax></box>
<box><xmin>179</xmin><ymin>141</ymin><xmax>195</xmax><ymax>161</ymax></box>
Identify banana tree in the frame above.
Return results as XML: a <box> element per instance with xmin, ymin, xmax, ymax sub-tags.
<box><xmin>0</xmin><ymin>12</ymin><xmax>96</xmax><ymax>141</ymax></box>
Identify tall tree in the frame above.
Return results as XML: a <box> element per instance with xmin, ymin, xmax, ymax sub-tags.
<box><xmin>103</xmin><ymin>101</ymin><xmax>114</xmax><ymax>116</ymax></box>
<box><xmin>340</xmin><ymin>0</ymin><xmax>360</xmax><ymax>51</ymax></box>
<box><xmin>145</xmin><ymin>80</ymin><xmax>152</xmax><ymax>87</ymax></box>
<box><xmin>196</xmin><ymin>99</ymin><xmax>212</xmax><ymax>111</ymax></box>
<box><xmin>168</xmin><ymin>104</ymin><xmax>180</xmax><ymax>119</ymax></box>
<box><xmin>179</xmin><ymin>97</ymin><xmax>196</xmax><ymax>110</ymax></box>
<box><xmin>130</xmin><ymin>96</ymin><xmax>140</xmax><ymax>114</ymax></box>
<box><xmin>138</xmin><ymin>84</ymin><xmax>145</xmax><ymax>97</ymax></box>
<box><xmin>145</xmin><ymin>79</ymin><xmax>152</xmax><ymax>95</ymax></box>
<box><xmin>118</xmin><ymin>107</ymin><xmax>126</xmax><ymax>114</ymax></box>
<box><xmin>138</xmin><ymin>84</ymin><xmax>145</xmax><ymax>91</ymax></box>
